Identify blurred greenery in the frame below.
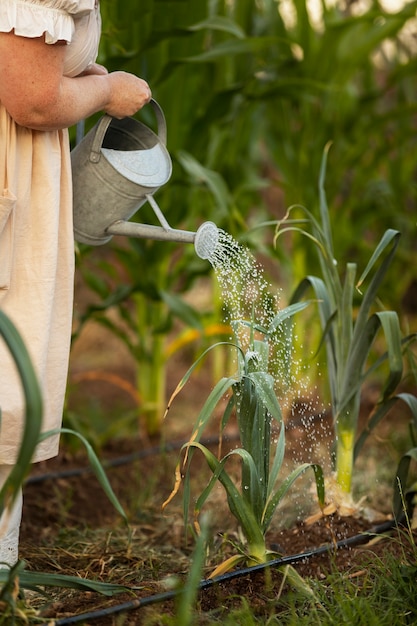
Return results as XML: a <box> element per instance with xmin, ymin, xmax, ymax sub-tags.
<box><xmin>71</xmin><ymin>0</ymin><xmax>417</xmax><ymax>436</ymax></box>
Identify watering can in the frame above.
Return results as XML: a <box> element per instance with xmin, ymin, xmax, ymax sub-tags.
<box><xmin>71</xmin><ymin>99</ymin><xmax>219</xmax><ymax>260</ymax></box>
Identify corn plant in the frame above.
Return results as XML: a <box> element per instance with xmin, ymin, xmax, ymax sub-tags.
<box><xmin>163</xmin><ymin>306</ymin><xmax>325</xmax><ymax>573</ymax></box>
<box><xmin>259</xmin><ymin>0</ymin><xmax>417</xmax><ymax>306</ymax></box>
<box><xmin>275</xmin><ymin>145</ymin><xmax>417</xmax><ymax>498</ymax></box>
<box><xmin>72</xmin><ymin>1</ymin><xmax>417</xmax><ymax>442</ymax></box>
<box><xmin>72</xmin><ymin>250</ymin><xmax>228</xmax><ymax>437</ymax></box>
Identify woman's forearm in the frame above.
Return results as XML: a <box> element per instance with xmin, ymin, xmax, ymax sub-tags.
<box><xmin>7</xmin><ymin>71</ymin><xmax>151</xmax><ymax>131</ymax></box>
<box><xmin>0</xmin><ymin>33</ymin><xmax>151</xmax><ymax>131</ymax></box>
<box><xmin>19</xmin><ymin>73</ymin><xmax>112</xmax><ymax>131</ymax></box>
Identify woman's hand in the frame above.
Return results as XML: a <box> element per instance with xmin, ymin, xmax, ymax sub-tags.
<box><xmin>104</xmin><ymin>71</ymin><xmax>152</xmax><ymax>118</ymax></box>
<box><xmin>79</xmin><ymin>66</ymin><xmax>152</xmax><ymax>118</ymax></box>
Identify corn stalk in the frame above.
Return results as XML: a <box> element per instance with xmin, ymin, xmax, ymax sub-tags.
<box><xmin>73</xmin><ymin>0</ymin><xmax>417</xmax><ymax>440</ymax></box>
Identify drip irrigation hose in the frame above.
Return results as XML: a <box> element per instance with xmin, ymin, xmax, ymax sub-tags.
<box><xmin>39</xmin><ymin>514</ymin><xmax>404</xmax><ymax>626</ymax></box>
<box><xmin>25</xmin><ymin>434</ymin><xmax>233</xmax><ymax>485</ymax></box>
<box><xmin>26</xmin><ymin>413</ymin><xmax>317</xmax><ymax>485</ymax></box>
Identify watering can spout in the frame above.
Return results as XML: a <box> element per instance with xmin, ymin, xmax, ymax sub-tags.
<box><xmin>107</xmin><ymin>217</ymin><xmax>219</xmax><ymax>261</ymax></box>
<box><xmin>104</xmin><ymin>193</ymin><xmax>219</xmax><ymax>260</ymax></box>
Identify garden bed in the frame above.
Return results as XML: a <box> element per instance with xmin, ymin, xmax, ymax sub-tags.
<box><xmin>18</xmin><ymin>374</ymin><xmax>417</xmax><ymax>624</ymax></box>
<box><xmin>15</xmin><ymin>270</ymin><xmax>417</xmax><ymax>623</ymax></box>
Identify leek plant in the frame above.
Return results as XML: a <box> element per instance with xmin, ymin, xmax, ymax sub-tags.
<box><xmin>392</xmin><ymin>392</ymin><xmax>417</xmax><ymax>521</ymax></box>
<box><xmin>275</xmin><ymin>146</ymin><xmax>417</xmax><ymax>498</ymax></box>
<box><xmin>163</xmin><ymin>307</ymin><xmax>325</xmax><ymax>573</ymax></box>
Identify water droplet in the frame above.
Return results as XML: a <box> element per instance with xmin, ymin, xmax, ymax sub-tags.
<box><xmin>204</xmin><ymin>229</ymin><xmax>329</xmax><ymax>468</ymax></box>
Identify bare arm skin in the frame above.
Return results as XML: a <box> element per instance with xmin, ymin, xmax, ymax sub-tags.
<box><xmin>0</xmin><ymin>31</ymin><xmax>152</xmax><ymax>131</ymax></box>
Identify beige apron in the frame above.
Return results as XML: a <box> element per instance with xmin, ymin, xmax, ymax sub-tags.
<box><xmin>0</xmin><ymin>1</ymin><xmax>101</xmax><ymax>464</ymax></box>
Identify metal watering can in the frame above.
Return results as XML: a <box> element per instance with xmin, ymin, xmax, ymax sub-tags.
<box><xmin>71</xmin><ymin>99</ymin><xmax>219</xmax><ymax>260</ymax></box>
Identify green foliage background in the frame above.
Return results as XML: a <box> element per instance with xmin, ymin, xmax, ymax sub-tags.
<box><xmin>72</xmin><ymin>0</ymin><xmax>417</xmax><ymax>433</ymax></box>
<box><xmin>91</xmin><ymin>0</ymin><xmax>417</xmax><ymax>302</ymax></box>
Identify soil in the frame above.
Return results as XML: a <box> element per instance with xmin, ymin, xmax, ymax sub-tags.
<box><xmin>20</xmin><ymin>437</ymin><xmax>417</xmax><ymax>625</ymax></box>
<box><xmin>19</xmin><ymin>371</ymin><xmax>417</xmax><ymax>624</ymax></box>
<box><xmin>15</xmin><ymin>271</ymin><xmax>417</xmax><ymax>624</ymax></box>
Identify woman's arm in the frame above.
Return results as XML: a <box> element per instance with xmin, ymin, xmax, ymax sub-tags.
<box><xmin>0</xmin><ymin>31</ymin><xmax>151</xmax><ymax>131</ymax></box>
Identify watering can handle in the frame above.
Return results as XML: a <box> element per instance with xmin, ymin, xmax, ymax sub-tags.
<box><xmin>89</xmin><ymin>98</ymin><xmax>168</xmax><ymax>164</ymax></box>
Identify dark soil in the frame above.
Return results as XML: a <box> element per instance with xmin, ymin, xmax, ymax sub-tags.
<box><xmin>19</xmin><ymin>393</ymin><xmax>417</xmax><ymax>624</ymax></box>
<box><xmin>16</xmin><ymin>289</ymin><xmax>417</xmax><ymax>624</ymax></box>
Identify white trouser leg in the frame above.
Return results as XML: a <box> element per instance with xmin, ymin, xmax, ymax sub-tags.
<box><xmin>0</xmin><ymin>466</ymin><xmax>22</xmax><ymax>568</ymax></box>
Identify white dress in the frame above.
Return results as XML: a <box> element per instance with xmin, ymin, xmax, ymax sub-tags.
<box><xmin>0</xmin><ymin>0</ymin><xmax>101</xmax><ymax>464</ymax></box>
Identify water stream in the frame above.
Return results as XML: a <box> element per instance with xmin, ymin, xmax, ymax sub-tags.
<box><xmin>204</xmin><ymin>229</ymin><xmax>332</xmax><ymax>518</ymax></box>
<box><xmin>206</xmin><ymin>229</ymin><xmax>313</xmax><ymax>412</ymax></box>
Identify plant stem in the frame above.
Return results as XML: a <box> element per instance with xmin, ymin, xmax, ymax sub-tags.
<box><xmin>135</xmin><ymin>294</ymin><xmax>166</xmax><ymax>437</ymax></box>
<box><xmin>247</xmin><ymin>541</ymin><xmax>268</xmax><ymax>566</ymax></box>
<box><xmin>335</xmin><ymin>428</ymin><xmax>355</xmax><ymax>494</ymax></box>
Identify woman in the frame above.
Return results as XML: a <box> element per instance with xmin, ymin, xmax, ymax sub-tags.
<box><xmin>0</xmin><ymin>0</ymin><xmax>151</xmax><ymax>566</ymax></box>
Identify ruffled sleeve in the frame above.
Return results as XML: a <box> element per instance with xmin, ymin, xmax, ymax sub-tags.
<box><xmin>0</xmin><ymin>0</ymin><xmax>96</xmax><ymax>45</ymax></box>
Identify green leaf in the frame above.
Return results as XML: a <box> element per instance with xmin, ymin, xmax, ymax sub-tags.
<box><xmin>266</xmin><ymin>425</ymin><xmax>286</xmax><ymax>501</ymax></box>
<box><xmin>338</xmin><ymin>311</ymin><xmax>403</xmax><ymax>427</ymax></box>
<box><xmin>176</xmin><ymin>513</ymin><xmax>209</xmax><ymax>625</ymax></box>
<box><xmin>374</xmin><ymin>311</ymin><xmax>403</xmax><ymax>399</ymax></box>
<box><xmin>0</xmin><ymin>311</ymin><xmax>43</xmax><ymax>515</ymax></box>
<box><xmin>263</xmin><ymin>463</ymin><xmax>325</xmax><ymax>532</ymax></box>
<box><xmin>198</xmin><ymin>446</ymin><xmax>264</xmax><ymax>523</ymax></box>
<box><xmin>245</xmin><ymin>371</ymin><xmax>283</xmax><ymax>425</ymax></box>
<box><xmin>355</xmin><ymin>392</ymin><xmax>417</xmax><ymax>461</ymax></box>
<box><xmin>165</xmin><ymin>341</ymin><xmax>241</xmax><ymax>416</ymax></box>
<box><xmin>318</xmin><ymin>141</ymin><xmax>334</xmax><ymax>257</ymax></box>
<box><xmin>187</xmin><ymin>16</ymin><xmax>246</xmax><ymax>39</ymax></box>
<box><xmin>290</xmin><ymin>276</ymin><xmax>339</xmax><ymax>402</ymax></box>
<box><xmin>351</xmin><ymin>230</ymin><xmax>400</xmax><ymax>346</ymax></box>
<box><xmin>394</xmin><ymin>447</ymin><xmax>417</xmax><ymax>519</ymax></box>
<box><xmin>356</xmin><ymin>230</ymin><xmax>400</xmax><ymax>291</ymax></box>
<box><xmin>160</xmin><ymin>290</ymin><xmax>203</xmax><ymax>329</ymax></box>
<box><xmin>39</xmin><ymin>428</ymin><xmax>127</xmax><ymax>522</ymax></box>
<box><xmin>189</xmin><ymin>442</ymin><xmax>265</xmax><ymax>552</ymax></box>
<box><xmin>189</xmin><ymin>375</ymin><xmax>237</xmax><ymax>443</ymax></box>
<box><xmin>0</xmin><ymin>568</ymin><xmax>130</xmax><ymax>596</ymax></box>
<box><xmin>178</xmin><ymin>36</ymin><xmax>283</xmax><ymax>63</ymax></box>
<box><xmin>176</xmin><ymin>151</ymin><xmax>231</xmax><ymax>216</ymax></box>
<box><xmin>290</xmin><ymin>276</ymin><xmax>334</xmax><ymax>337</ymax></box>
<box><xmin>266</xmin><ymin>301</ymin><xmax>311</xmax><ymax>335</ymax></box>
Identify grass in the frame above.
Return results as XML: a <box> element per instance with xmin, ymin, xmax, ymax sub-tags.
<box><xmin>20</xmin><ymin>533</ymin><xmax>417</xmax><ymax>625</ymax></box>
<box><xmin>12</xmin><ymin>411</ymin><xmax>417</xmax><ymax>625</ymax></box>
<box><xmin>181</xmin><ymin>526</ymin><xmax>417</xmax><ymax>626</ymax></box>
<box><xmin>277</xmin><ymin>532</ymin><xmax>417</xmax><ymax>626</ymax></box>
<box><xmin>135</xmin><ymin>527</ymin><xmax>417</xmax><ymax>626</ymax></box>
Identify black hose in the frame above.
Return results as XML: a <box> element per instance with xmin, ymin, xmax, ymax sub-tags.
<box><xmin>39</xmin><ymin>515</ymin><xmax>402</xmax><ymax>625</ymax></box>
<box><xmin>25</xmin><ymin>434</ymin><xmax>231</xmax><ymax>484</ymax></box>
